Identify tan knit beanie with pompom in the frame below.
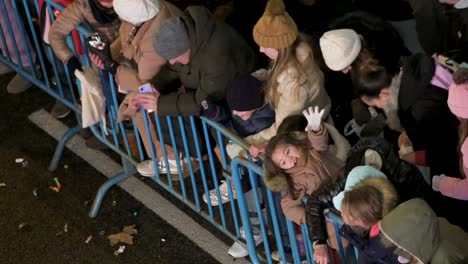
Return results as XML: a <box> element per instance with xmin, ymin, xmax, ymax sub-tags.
<box><xmin>253</xmin><ymin>0</ymin><xmax>298</xmax><ymax>49</ymax></box>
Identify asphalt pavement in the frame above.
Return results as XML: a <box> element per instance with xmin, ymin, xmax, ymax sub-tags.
<box><xmin>0</xmin><ymin>73</ymin><xmax>222</xmax><ymax>264</ymax></box>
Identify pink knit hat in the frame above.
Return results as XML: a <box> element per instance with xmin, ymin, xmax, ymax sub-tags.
<box><xmin>448</xmin><ymin>82</ymin><xmax>468</xmax><ymax>119</ymax></box>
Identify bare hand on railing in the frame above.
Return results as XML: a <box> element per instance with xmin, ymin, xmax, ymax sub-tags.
<box><xmin>89</xmin><ymin>51</ymin><xmax>105</xmax><ymax>69</ymax></box>
<box><xmin>129</xmin><ymin>87</ymin><xmax>160</xmax><ymax>113</ymax></box>
<box><xmin>249</xmin><ymin>144</ymin><xmax>265</xmax><ymax>158</ymax></box>
<box><xmin>313</xmin><ymin>244</ymin><xmax>329</xmax><ymax>264</ymax></box>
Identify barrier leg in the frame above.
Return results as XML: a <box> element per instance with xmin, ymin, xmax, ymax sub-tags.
<box><xmin>48</xmin><ymin>125</ymin><xmax>82</xmax><ymax>171</ymax></box>
<box><xmin>88</xmin><ymin>171</ymin><xmax>129</xmax><ymax>218</ymax></box>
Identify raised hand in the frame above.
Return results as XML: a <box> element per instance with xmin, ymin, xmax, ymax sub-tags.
<box><xmin>303</xmin><ymin>106</ymin><xmax>324</xmax><ymax>132</ymax></box>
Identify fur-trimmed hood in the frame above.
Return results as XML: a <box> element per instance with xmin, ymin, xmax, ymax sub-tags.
<box><xmin>264</xmin><ymin>124</ymin><xmax>348</xmax><ymax>193</ymax></box>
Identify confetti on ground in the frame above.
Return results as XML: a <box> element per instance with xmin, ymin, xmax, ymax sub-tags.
<box><xmin>64</xmin><ymin>224</ymin><xmax>68</xmax><ymax>233</ymax></box>
<box><xmin>85</xmin><ymin>235</ymin><xmax>93</xmax><ymax>243</ymax></box>
<box><xmin>33</xmin><ymin>188</ymin><xmax>38</xmax><ymax>197</ymax></box>
<box><xmin>114</xmin><ymin>245</ymin><xmax>126</xmax><ymax>256</ymax></box>
<box><xmin>0</xmin><ymin>182</ymin><xmax>6</xmax><ymax>187</ymax></box>
<box><xmin>18</xmin><ymin>223</ymin><xmax>30</xmax><ymax>231</ymax></box>
<box><xmin>50</xmin><ymin>177</ymin><xmax>62</xmax><ymax>192</ymax></box>
<box><xmin>15</xmin><ymin>158</ymin><xmax>24</xmax><ymax>163</ymax></box>
<box><xmin>108</xmin><ymin>225</ymin><xmax>138</xmax><ymax>246</ymax></box>
<box><xmin>161</xmin><ymin>238</ymin><xmax>166</xmax><ymax>242</ymax></box>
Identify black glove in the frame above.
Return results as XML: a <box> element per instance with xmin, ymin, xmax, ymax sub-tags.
<box><xmin>201</xmin><ymin>101</ymin><xmax>228</xmax><ymax>121</ymax></box>
<box><xmin>66</xmin><ymin>56</ymin><xmax>82</xmax><ymax>74</ymax></box>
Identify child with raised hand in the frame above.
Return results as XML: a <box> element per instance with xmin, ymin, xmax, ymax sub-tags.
<box><xmin>264</xmin><ymin>106</ymin><xmax>344</xmax><ymax>225</ymax></box>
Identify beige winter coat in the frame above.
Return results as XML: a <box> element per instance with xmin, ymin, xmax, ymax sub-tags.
<box><xmin>49</xmin><ymin>0</ymin><xmax>120</xmax><ymax>63</ymax></box>
<box><xmin>111</xmin><ymin>1</ymin><xmax>182</xmax><ymax>93</ymax></box>
<box><xmin>244</xmin><ymin>41</ymin><xmax>331</xmax><ymax>146</ymax></box>
<box><xmin>112</xmin><ymin>1</ymin><xmax>182</xmax><ymax>157</ymax></box>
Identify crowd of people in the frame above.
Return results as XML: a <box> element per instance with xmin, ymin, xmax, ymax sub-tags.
<box><xmin>1</xmin><ymin>0</ymin><xmax>468</xmax><ymax>263</ymax></box>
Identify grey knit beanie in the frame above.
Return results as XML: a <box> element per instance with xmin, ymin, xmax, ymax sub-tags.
<box><xmin>153</xmin><ymin>17</ymin><xmax>190</xmax><ymax>60</ymax></box>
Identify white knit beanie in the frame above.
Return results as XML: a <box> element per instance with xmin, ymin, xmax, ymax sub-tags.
<box><xmin>320</xmin><ymin>29</ymin><xmax>361</xmax><ymax>71</ymax></box>
<box><xmin>113</xmin><ymin>0</ymin><xmax>160</xmax><ymax>25</ymax></box>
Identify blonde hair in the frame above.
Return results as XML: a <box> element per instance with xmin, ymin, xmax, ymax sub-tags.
<box><xmin>265</xmin><ymin>33</ymin><xmax>317</xmax><ymax>108</ymax></box>
<box><xmin>341</xmin><ymin>177</ymin><xmax>398</xmax><ymax>226</ymax></box>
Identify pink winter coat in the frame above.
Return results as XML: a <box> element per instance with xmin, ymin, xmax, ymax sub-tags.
<box><xmin>439</xmin><ymin>139</ymin><xmax>468</xmax><ymax>200</ymax></box>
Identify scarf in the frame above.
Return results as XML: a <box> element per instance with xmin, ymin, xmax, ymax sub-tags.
<box><xmin>88</xmin><ymin>0</ymin><xmax>118</xmax><ymax>24</ymax></box>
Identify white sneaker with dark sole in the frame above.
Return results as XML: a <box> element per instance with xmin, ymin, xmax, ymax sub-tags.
<box><xmin>202</xmin><ymin>180</ymin><xmax>237</xmax><ymax>206</ymax></box>
<box><xmin>228</xmin><ymin>226</ymin><xmax>263</xmax><ymax>258</ymax></box>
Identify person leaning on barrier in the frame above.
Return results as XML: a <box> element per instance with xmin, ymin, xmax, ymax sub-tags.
<box><xmin>245</xmin><ymin>0</ymin><xmax>331</xmax><ymax>159</ymax></box>
<box><xmin>88</xmin><ymin>0</ymin><xmax>183</xmax><ymax>164</ymax></box>
<box><xmin>305</xmin><ymin>137</ymin><xmax>440</xmax><ymax>264</ymax></box>
<box><xmin>128</xmin><ymin>6</ymin><xmax>256</xmax><ymax>177</ymax></box>
<box><xmin>49</xmin><ymin>0</ymin><xmax>120</xmax><ymax>77</ymax></box>
<box><xmin>48</xmin><ymin>0</ymin><xmax>119</xmax><ymax>143</ymax></box>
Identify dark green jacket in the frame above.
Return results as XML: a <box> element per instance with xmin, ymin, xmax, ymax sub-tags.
<box><xmin>380</xmin><ymin>198</ymin><xmax>468</xmax><ymax>264</ymax></box>
<box><xmin>153</xmin><ymin>6</ymin><xmax>256</xmax><ymax>116</ymax></box>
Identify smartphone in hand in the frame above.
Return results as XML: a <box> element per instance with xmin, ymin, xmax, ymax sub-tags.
<box><xmin>137</xmin><ymin>83</ymin><xmax>154</xmax><ymax>113</ymax></box>
<box><xmin>138</xmin><ymin>83</ymin><xmax>152</xmax><ymax>94</ymax></box>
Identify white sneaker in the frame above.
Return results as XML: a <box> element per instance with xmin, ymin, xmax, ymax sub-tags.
<box><xmin>158</xmin><ymin>157</ymin><xmax>186</xmax><ymax>175</ymax></box>
<box><xmin>202</xmin><ymin>180</ymin><xmax>237</xmax><ymax>206</ymax></box>
<box><xmin>137</xmin><ymin>160</ymin><xmax>157</xmax><ymax>177</ymax></box>
<box><xmin>137</xmin><ymin>157</ymin><xmax>186</xmax><ymax>177</ymax></box>
<box><xmin>228</xmin><ymin>226</ymin><xmax>263</xmax><ymax>258</ymax></box>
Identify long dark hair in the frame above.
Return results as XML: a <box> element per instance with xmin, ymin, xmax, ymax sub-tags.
<box><xmin>351</xmin><ymin>62</ymin><xmax>393</xmax><ymax>98</ymax></box>
<box><xmin>264</xmin><ymin>133</ymin><xmax>308</xmax><ymax>199</ymax></box>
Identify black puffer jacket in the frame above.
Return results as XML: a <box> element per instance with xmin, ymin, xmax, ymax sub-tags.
<box><xmin>399</xmin><ymin>53</ymin><xmax>460</xmax><ymax>177</ymax></box>
<box><xmin>345</xmin><ymin>137</ymin><xmax>435</xmax><ymax>203</ymax></box>
<box><xmin>305</xmin><ymin>137</ymin><xmax>436</xmax><ymax>245</ymax></box>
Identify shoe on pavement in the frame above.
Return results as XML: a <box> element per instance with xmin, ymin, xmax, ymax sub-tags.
<box><xmin>0</xmin><ymin>62</ymin><xmax>13</xmax><ymax>75</ymax></box>
<box><xmin>7</xmin><ymin>73</ymin><xmax>32</xmax><ymax>94</ymax></box>
<box><xmin>228</xmin><ymin>226</ymin><xmax>263</xmax><ymax>258</ymax></box>
<box><xmin>51</xmin><ymin>100</ymin><xmax>71</xmax><ymax>119</ymax></box>
<box><xmin>202</xmin><ymin>180</ymin><xmax>237</xmax><ymax>206</ymax></box>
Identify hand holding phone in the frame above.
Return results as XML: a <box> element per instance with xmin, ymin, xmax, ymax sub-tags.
<box><xmin>138</xmin><ymin>83</ymin><xmax>153</xmax><ymax>94</ymax></box>
<box><xmin>137</xmin><ymin>83</ymin><xmax>157</xmax><ymax>113</ymax></box>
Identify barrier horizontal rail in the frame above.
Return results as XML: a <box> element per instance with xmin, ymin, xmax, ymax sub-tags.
<box><xmin>0</xmin><ymin>1</ymin><xmax>358</xmax><ymax>263</ymax></box>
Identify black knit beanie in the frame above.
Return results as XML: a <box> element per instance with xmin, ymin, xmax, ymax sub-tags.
<box><xmin>227</xmin><ymin>74</ymin><xmax>265</xmax><ymax>111</ymax></box>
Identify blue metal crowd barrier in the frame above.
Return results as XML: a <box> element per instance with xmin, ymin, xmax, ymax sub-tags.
<box><xmin>0</xmin><ymin>1</ymin><xmax>358</xmax><ymax>263</ymax></box>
